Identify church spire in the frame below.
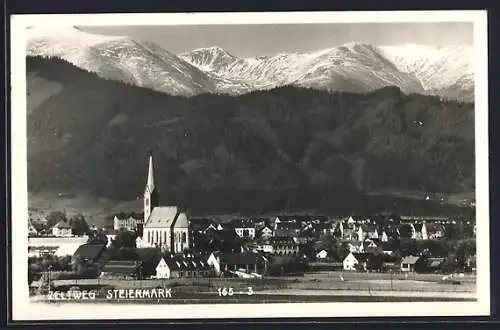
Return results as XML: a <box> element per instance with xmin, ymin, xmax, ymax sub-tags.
<box><xmin>146</xmin><ymin>155</ymin><xmax>155</xmax><ymax>194</ymax></box>
<box><xmin>144</xmin><ymin>154</ymin><xmax>158</xmax><ymax>223</ymax></box>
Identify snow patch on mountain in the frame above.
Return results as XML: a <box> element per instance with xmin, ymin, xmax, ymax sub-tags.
<box><xmin>380</xmin><ymin>44</ymin><xmax>473</xmax><ymax>97</ymax></box>
<box><xmin>26</xmin><ymin>26</ymin><xmax>474</xmax><ymax>100</ymax></box>
<box><xmin>27</xmin><ymin>26</ymin><xmax>216</xmax><ymax>96</ymax></box>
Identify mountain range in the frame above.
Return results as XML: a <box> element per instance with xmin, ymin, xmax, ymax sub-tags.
<box><xmin>26</xmin><ymin>26</ymin><xmax>474</xmax><ymax>102</ymax></box>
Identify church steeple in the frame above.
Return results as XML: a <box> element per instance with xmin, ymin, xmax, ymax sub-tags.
<box><xmin>144</xmin><ymin>155</ymin><xmax>159</xmax><ymax>223</ymax></box>
<box><xmin>146</xmin><ymin>155</ymin><xmax>155</xmax><ymax>194</ymax></box>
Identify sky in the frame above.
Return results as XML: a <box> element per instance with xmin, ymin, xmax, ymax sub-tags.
<box><xmin>82</xmin><ymin>23</ymin><xmax>473</xmax><ymax>57</ymax></box>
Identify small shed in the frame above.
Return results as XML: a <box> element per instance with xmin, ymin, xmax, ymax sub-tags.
<box><xmin>401</xmin><ymin>256</ymin><xmax>421</xmax><ymax>272</ymax></box>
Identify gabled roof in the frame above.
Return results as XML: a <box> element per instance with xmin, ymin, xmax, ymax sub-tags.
<box><xmin>276</xmin><ymin>222</ymin><xmax>301</xmax><ymax>230</ymax></box>
<box><xmin>102</xmin><ymin>260</ymin><xmax>142</xmax><ymax>273</ymax></box>
<box><xmin>214</xmin><ymin>252</ymin><xmax>266</xmax><ymax>265</ymax></box>
<box><xmin>73</xmin><ymin>243</ymin><xmax>106</xmax><ymax>261</ymax></box>
<box><xmin>233</xmin><ymin>219</ymin><xmax>255</xmax><ymax>229</ymax></box>
<box><xmin>352</xmin><ymin>252</ymin><xmax>374</xmax><ymax>263</ymax></box>
<box><xmin>401</xmin><ymin>256</ymin><xmax>421</xmax><ymax>265</ymax></box>
<box><xmin>160</xmin><ymin>254</ymin><xmax>211</xmax><ymax>271</ymax></box>
<box><xmin>145</xmin><ymin>206</ymin><xmax>188</xmax><ymax>228</ymax></box>
<box><xmin>270</xmin><ymin>237</ymin><xmax>298</xmax><ymax>245</ymax></box>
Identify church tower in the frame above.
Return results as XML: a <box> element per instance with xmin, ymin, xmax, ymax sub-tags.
<box><xmin>144</xmin><ymin>155</ymin><xmax>159</xmax><ymax>223</ymax></box>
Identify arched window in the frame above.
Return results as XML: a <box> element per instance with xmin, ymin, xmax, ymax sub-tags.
<box><xmin>148</xmin><ymin>231</ymin><xmax>151</xmax><ymax>243</ymax></box>
<box><xmin>164</xmin><ymin>231</ymin><xmax>167</xmax><ymax>244</ymax></box>
<box><xmin>155</xmin><ymin>231</ymin><xmax>159</xmax><ymax>243</ymax></box>
<box><xmin>182</xmin><ymin>232</ymin><xmax>187</xmax><ymax>243</ymax></box>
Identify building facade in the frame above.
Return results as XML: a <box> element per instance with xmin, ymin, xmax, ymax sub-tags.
<box><xmin>141</xmin><ymin>156</ymin><xmax>191</xmax><ymax>253</ymax></box>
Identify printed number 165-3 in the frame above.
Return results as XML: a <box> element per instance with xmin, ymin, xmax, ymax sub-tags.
<box><xmin>217</xmin><ymin>287</ymin><xmax>253</xmax><ymax>296</ymax></box>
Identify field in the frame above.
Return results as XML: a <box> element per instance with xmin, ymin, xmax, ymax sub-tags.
<box><xmin>40</xmin><ymin>270</ymin><xmax>476</xmax><ymax>304</ymax></box>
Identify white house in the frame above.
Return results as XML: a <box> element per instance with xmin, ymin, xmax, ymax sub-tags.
<box><xmin>259</xmin><ymin>226</ymin><xmax>274</xmax><ymax>239</ymax></box>
<box><xmin>52</xmin><ymin>221</ymin><xmax>72</xmax><ymax>237</ymax></box>
<box><xmin>316</xmin><ymin>249</ymin><xmax>328</xmax><ymax>260</ymax></box>
<box><xmin>234</xmin><ymin>221</ymin><xmax>256</xmax><ymax>239</ymax></box>
<box><xmin>253</xmin><ymin>241</ymin><xmax>273</xmax><ymax>253</ymax></box>
<box><xmin>343</xmin><ymin>252</ymin><xmax>358</xmax><ymax>271</ymax></box>
<box><xmin>380</xmin><ymin>231</ymin><xmax>389</xmax><ymax>242</ymax></box>
<box><xmin>113</xmin><ymin>215</ymin><xmax>140</xmax><ymax>231</ymax></box>
<box><xmin>343</xmin><ymin>252</ymin><xmax>371</xmax><ymax>271</ymax></box>
<box><xmin>155</xmin><ymin>257</ymin><xmax>170</xmax><ymax>279</ymax></box>
<box><xmin>155</xmin><ymin>255</ymin><xmax>212</xmax><ymax>279</ymax></box>
<box><xmin>401</xmin><ymin>256</ymin><xmax>421</xmax><ymax>272</ymax></box>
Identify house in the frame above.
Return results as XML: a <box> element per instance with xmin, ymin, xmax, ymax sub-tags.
<box><xmin>312</xmin><ymin>222</ymin><xmax>335</xmax><ymax>236</ymax></box>
<box><xmin>233</xmin><ymin>219</ymin><xmax>256</xmax><ymax>239</ymax></box>
<box><xmin>362</xmin><ymin>240</ymin><xmax>381</xmax><ymax>254</ymax></box>
<box><xmin>347</xmin><ymin>242</ymin><xmax>362</xmax><ymax>253</ymax></box>
<box><xmin>343</xmin><ymin>252</ymin><xmax>373</xmax><ymax>271</ymax></box>
<box><xmin>258</xmin><ymin>226</ymin><xmax>274</xmax><ymax>239</ymax></box>
<box><xmin>52</xmin><ymin>221</ymin><xmax>72</xmax><ymax>237</ymax></box>
<box><xmin>190</xmin><ymin>218</ymin><xmax>216</xmax><ymax>234</ymax></box>
<box><xmin>251</xmin><ymin>240</ymin><xmax>274</xmax><ymax>254</ymax></box>
<box><xmin>28</xmin><ymin>220</ymin><xmax>38</xmax><ymax>236</ymax></box>
<box><xmin>72</xmin><ymin>243</ymin><xmax>106</xmax><ymax>263</ymax></box>
<box><xmin>106</xmin><ymin>234</ymin><xmax>116</xmax><ymax>248</ymax></box>
<box><xmin>316</xmin><ymin>249</ymin><xmax>328</xmax><ymax>260</ymax></box>
<box><xmin>113</xmin><ymin>214</ymin><xmax>142</xmax><ymax>232</ymax></box>
<box><xmin>401</xmin><ymin>255</ymin><xmax>421</xmax><ymax>272</ymax></box>
<box><xmin>207</xmin><ymin>251</ymin><xmax>268</xmax><ymax>276</ymax></box>
<box><xmin>100</xmin><ymin>260</ymin><xmax>143</xmax><ymax>279</ymax></box>
<box><xmin>155</xmin><ymin>254</ymin><xmax>212</xmax><ymax>279</ymax></box>
<box><xmin>141</xmin><ymin>156</ymin><xmax>190</xmax><ymax>253</ymax></box>
<box><xmin>270</xmin><ymin>237</ymin><xmax>299</xmax><ymax>255</ymax></box>
<box><xmin>380</xmin><ymin>231</ymin><xmax>389</xmax><ymax>242</ymax></box>
<box><xmin>412</xmin><ymin>223</ymin><xmax>429</xmax><ymax>240</ymax></box>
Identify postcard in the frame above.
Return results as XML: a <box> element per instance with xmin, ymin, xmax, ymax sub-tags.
<box><xmin>10</xmin><ymin>10</ymin><xmax>489</xmax><ymax>320</ymax></box>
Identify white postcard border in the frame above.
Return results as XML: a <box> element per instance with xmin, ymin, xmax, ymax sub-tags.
<box><xmin>10</xmin><ymin>10</ymin><xmax>490</xmax><ymax>320</ymax></box>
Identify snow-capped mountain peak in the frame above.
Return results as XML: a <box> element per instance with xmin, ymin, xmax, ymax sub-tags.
<box><xmin>179</xmin><ymin>46</ymin><xmax>238</xmax><ymax>72</ymax></box>
<box><xmin>379</xmin><ymin>44</ymin><xmax>473</xmax><ymax>91</ymax></box>
<box><xmin>26</xmin><ymin>26</ymin><xmax>474</xmax><ymax>101</ymax></box>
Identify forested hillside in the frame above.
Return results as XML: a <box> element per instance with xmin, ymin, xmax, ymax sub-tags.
<box><xmin>27</xmin><ymin>56</ymin><xmax>475</xmax><ymax>215</ymax></box>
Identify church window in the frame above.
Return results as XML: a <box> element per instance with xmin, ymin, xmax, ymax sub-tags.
<box><xmin>148</xmin><ymin>231</ymin><xmax>151</xmax><ymax>243</ymax></box>
<box><xmin>182</xmin><ymin>232</ymin><xmax>187</xmax><ymax>243</ymax></box>
<box><xmin>155</xmin><ymin>231</ymin><xmax>159</xmax><ymax>243</ymax></box>
<box><xmin>164</xmin><ymin>231</ymin><xmax>167</xmax><ymax>243</ymax></box>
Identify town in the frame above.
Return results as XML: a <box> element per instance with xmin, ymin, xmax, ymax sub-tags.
<box><xmin>27</xmin><ymin>156</ymin><xmax>477</xmax><ymax>302</ymax></box>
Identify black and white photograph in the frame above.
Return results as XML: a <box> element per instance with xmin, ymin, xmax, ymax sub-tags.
<box><xmin>10</xmin><ymin>11</ymin><xmax>489</xmax><ymax>320</ymax></box>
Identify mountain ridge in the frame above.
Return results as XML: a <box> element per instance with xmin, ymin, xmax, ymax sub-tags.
<box><xmin>27</xmin><ymin>27</ymin><xmax>474</xmax><ymax>101</ymax></box>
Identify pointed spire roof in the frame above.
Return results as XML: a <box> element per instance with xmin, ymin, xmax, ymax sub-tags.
<box><xmin>145</xmin><ymin>155</ymin><xmax>155</xmax><ymax>194</ymax></box>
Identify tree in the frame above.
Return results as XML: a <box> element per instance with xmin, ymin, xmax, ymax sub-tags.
<box><xmin>111</xmin><ymin>230</ymin><xmax>137</xmax><ymax>249</ymax></box>
<box><xmin>87</xmin><ymin>229</ymin><xmax>109</xmax><ymax>246</ymax></box>
<box><xmin>69</xmin><ymin>213</ymin><xmax>90</xmax><ymax>236</ymax></box>
<box><xmin>45</xmin><ymin>211</ymin><xmax>67</xmax><ymax>228</ymax></box>
<box><xmin>71</xmin><ymin>255</ymin><xmax>87</xmax><ymax>274</ymax></box>
<box><xmin>441</xmin><ymin>254</ymin><xmax>459</xmax><ymax>274</ymax></box>
<box><xmin>366</xmin><ymin>254</ymin><xmax>384</xmax><ymax>271</ymax></box>
<box><xmin>266</xmin><ymin>255</ymin><xmax>307</xmax><ymax>276</ymax></box>
<box><xmin>398</xmin><ymin>224</ymin><xmax>414</xmax><ymax>239</ymax></box>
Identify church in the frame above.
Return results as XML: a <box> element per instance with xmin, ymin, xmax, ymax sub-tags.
<box><xmin>139</xmin><ymin>156</ymin><xmax>190</xmax><ymax>253</ymax></box>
